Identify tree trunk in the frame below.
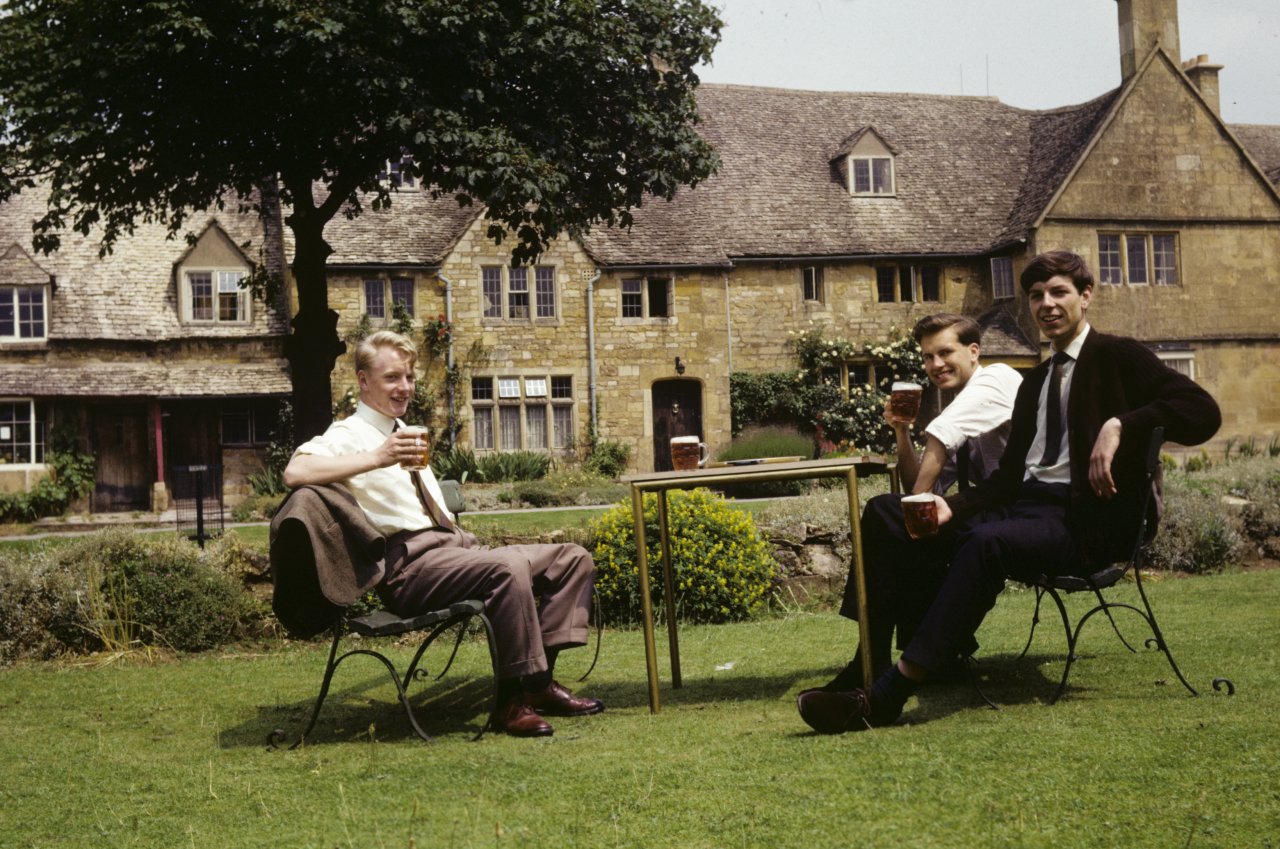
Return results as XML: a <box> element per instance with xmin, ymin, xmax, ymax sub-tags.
<box><xmin>283</xmin><ymin>218</ymin><xmax>345</xmax><ymax>441</ymax></box>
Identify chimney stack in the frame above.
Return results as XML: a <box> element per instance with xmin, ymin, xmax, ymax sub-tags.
<box><xmin>1115</xmin><ymin>0</ymin><xmax>1181</xmax><ymax>81</ymax></box>
<box><xmin>1183</xmin><ymin>54</ymin><xmax>1224</xmax><ymax>116</ymax></box>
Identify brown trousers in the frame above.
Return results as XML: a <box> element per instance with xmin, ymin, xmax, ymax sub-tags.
<box><xmin>377</xmin><ymin>526</ymin><xmax>595</xmax><ymax>679</ymax></box>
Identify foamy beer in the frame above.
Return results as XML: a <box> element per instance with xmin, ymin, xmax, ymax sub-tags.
<box><xmin>889</xmin><ymin>381</ymin><xmax>923</xmax><ymax>421</ymax></box>
<box><xmin>670</xmin><ymin>435</ymin><xmax>709</xmax><ymax>471</ymax></box>
<box><xmin>901</xmin><ymin>493</ymin><xmax>939</xmax><ymax>539</ymax></box>
<box><xmin>399</xmin><ymin>426</ymin><xmax>431</xmax><ymax>471</ymax></box>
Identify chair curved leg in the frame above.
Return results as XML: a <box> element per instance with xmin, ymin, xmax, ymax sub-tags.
<box><xmin>1041</xmin><ymin>587</ymin><xmax>1077</xmax><ymax>705</ymax></box>
<box><xmin>577</xmin><ymin>588</ymin><xmax>604</xmax><ymax>683</ymax></box>
<box><xmin>1018</xmin><ymin>587</ymin><xmax>1047</xmax><ymax>660</ymax></box>
<box><xmin>276</xmin><ymin>621</ymin><xmax>345</xmax><ymax>749</ymax></box>
<box><xmin>1091</xmin><ymin>585</ymin><xmax>1138</xmax><ymax>653</ymax></box>
<box><xmin>1131</xmin><ymin>569</ymin><xmax>1211</xmax><ymax>698</ymax></box>
<box><xmin>475</xmin><ymin>612</ymin><xmax>502</xmax><ymax>741</ymax></box>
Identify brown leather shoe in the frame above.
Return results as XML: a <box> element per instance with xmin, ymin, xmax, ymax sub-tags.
<box><xmin>491</xmin><ymin>701</ymin><xmax>554</xmax><ymax>737</ymax></box>
<box><xmin>796</xmin><ymin>688</ymin><xmax>876</xmax><ymax>734</ymax></box>
<box><xmin>523</xmin><ymin>680</ymin><xmax>605</xmax><ymax>717</ymax></box>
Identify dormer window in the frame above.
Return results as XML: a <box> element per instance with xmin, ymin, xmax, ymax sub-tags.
<box><xmin>378</xmin><ymin>154</ymin><xmax>418</xmax><ymax>189</ymax></box>
<box><xmin>850</xmin><ymin>156</ymin><xmax>894</xmax><ymax>195</ymax></box>
<box><xmin>832</xmin><ymin>127</ymin><xmax>897</xmax><ymax>197</ymax></box>
<box><xmin>175</xmin><ymin>224</ymin><xmax>253</xmax><ymax>325</ymax></box>
<box><xmin>1</xmin><ymin>244</ymin><xmax>51</xmax><ymax>343</ymax></box>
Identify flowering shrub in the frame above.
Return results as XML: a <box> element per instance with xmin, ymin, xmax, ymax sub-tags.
<box><xmin>589</xmin><ymin>489</ymin><xmax>779</xmax><ymax>625</ymax></box>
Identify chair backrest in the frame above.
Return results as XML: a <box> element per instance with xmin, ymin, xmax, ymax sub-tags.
<box><xmin>1127</xmin><ymin>426</ymin><xmax>1165</xmax><ymax>564</ymax></box>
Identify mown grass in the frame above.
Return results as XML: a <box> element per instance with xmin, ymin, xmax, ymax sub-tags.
<box><xmin>1</xmin><ymin>569</ymin><xmax>1276</xmax><ymax>848</ymax></box>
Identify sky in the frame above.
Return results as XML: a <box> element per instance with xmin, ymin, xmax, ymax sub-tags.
<box><xmin>697</xmin><ymin>0</ymin><xmax>1280</xmax><ymax>125</ymax></box>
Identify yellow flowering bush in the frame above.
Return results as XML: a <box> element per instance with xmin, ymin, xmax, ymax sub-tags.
<box><xmin>589</xmin><ymin>489</ymin><xmax>779</xmax><ymax>624</ymax></box>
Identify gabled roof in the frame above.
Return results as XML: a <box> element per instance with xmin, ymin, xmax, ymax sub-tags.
<box><xmin>0</xmin><ymin>187</ymin><xmax>288</xmax><ymax>341</ymax></box>
<box><xmin>1231</xmin><ymin>124</ymin><xmax>1280</xmax><ymax>188</ymax></box>
<box><xmin>578</xmin><ymin>84</ymin><xmax>1117</xmax><ymax>267</ymax></box>
<box><xmin>976</xmin><ymin>304</ymin><xmax>1038</xmax><ymax>359</ymax></box>
<box><xmin>830</xmin><ymin>126</ymin><xmax>898</xmax><ymax>160</ymax></box>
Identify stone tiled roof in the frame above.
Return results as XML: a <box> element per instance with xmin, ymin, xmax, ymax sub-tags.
<box><xmin>578</xmin><ymin>84</ymin><xmax>1118</xmax><ymax>267</ymax></box>
<box><xmin>0</xmin><ymin>362</ymin><xmax>290</xmax><ymax>398</ymax></box>
<box><xmin>976</xmin><ymin>304</ymin><xmax>1039</xmax><ymax>358</ymax></box>
<box><xmin>1232</xmin><ymin>124</ymin><xmax>1280</xmax><ymax>188</ymax></box>
<box><xmin>0</xmin><ymin>187</ymin><xmax>289</xmax><ymax>341</ymax></box>
<box><xmin>285</xmin><ymin>187</ymin><xmax>481</xmax><ymax>267</ymax></box>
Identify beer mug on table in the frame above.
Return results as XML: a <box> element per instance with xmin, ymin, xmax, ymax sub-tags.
<box><xmin>670</xmin><ymin>435</ymin><xmax>709</xmax><ymax>471</ymax></box>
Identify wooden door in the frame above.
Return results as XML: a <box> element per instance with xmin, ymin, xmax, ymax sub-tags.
<box><xmin>651</xmin><ymin>379</ymin><xmax>703</xmax><ymax>472</ymax></box>
<box><xmin>90</xmin><ymin>404</ymin><xmax>150</xmax><ymax>512</ymax></box>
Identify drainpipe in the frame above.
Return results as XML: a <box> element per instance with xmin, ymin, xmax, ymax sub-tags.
<box><xmin>439</xmin><ymin>272</ymin><xmax>456</xmax><ymax>443</ymax></box>
<box><xmin>586</xmin><ymin>270</ymin><xmax>602</xmax><ymax>435</ymax></box>
<box><xmin>723</xmin><ymin>271</ymin><xmax>733</xmax><ymax>375</ymax></box>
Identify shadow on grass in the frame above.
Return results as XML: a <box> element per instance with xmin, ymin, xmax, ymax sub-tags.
<box><xmin>221</xmin><ymin>670</ymin><xmax>497</xmax><ymax>749</ymax></box>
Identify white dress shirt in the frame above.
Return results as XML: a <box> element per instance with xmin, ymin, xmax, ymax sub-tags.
<box><xmin>1026</xmin><ymin>324</ymin><xmax>1091</xmax><ymax>484</ymax></box>
<box><xmin>293</xmin><ymin>401</ymin><xmax>456</xmax><ymax>535</ymax></box>
<box><xmin>924</xmin><ymin>362</ymin><xmax>1023</xmax><ymax>494</ymax></box>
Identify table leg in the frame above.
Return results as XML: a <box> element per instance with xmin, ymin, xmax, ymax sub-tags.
<box><xmin>631</xmin><ymin>485</ymin><xmax>661</xmax><ymax>713</ymax></box>
<box><xmin>846</xmin><ymin>468</ymin><xmax>873</xmax><ymax>687</ymax></box>
<box><xmin>656</xmin><ymin>490</ymin><xmax>682</xmax><ymax>688</ymax></box>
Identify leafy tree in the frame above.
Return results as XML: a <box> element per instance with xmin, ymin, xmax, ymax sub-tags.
<box><xmin>0</xmin><ymin>0</ymin><xmax>722</xmax><ymax>438</ymax></box>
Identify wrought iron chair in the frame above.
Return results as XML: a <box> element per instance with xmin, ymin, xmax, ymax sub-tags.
<box><xmin>976</xmin><ymin>426</ymin><xmax>1235</xmax><ymax>707</ymax></box>
<box><xmin>267</xmin><ymin>484</ymin><xmax>500</xmax><ymax>747</ymax></box>
<box><xmin>270</xmin><ymin>600</ymin><xmax>500</xmax><ymax>748</ymax></box>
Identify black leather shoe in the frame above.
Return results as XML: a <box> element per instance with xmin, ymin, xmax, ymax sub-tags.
<box><xmin>796</xmin><ymin>689</ymin><xmax>877</xmax><ymax>734</ymax></box>
<box><xmin>523</xmin><ymin>680</ymin><xmax>605</xmax><ymax>717</ymax></box>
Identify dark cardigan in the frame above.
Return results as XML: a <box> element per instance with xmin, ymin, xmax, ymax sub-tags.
<box><xmin>946</xmin><ymin>330</ymin><xmax>1221</xmax><ymax>564</ymax></box>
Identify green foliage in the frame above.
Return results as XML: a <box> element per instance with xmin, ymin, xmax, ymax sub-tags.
<box><xmin>432</xmin><ymin>446</ymin><xmax>480</xmax><ymax>483</ymax></box>
<box><xmin>0</xmin><ymin>432</ymin><xmax>96</xmax><ymax>522</ymax></box>
<box><xmin>0</xmin><ymin>530</ymin><xmax>264</xmax><ymax>662</ymax></box>
<box><xmin>589</xmin><ymin>489</ymin><xmax>778</xmax><ymax>625</ymax></box>
<box><xmin>475</xmin><ymin>451</ymin><xmax>552</xmax><ymax>483</ymax></box>
<box><xmin>583</xmin><ymin>438</ymin><xmax>632</xmax><ymax>479</ymax></box>
<box><xmin>714</xmin><ymin>426</ymin><xmax>812</xmax><ymax>498</ymax></box>
<box><xmin>728</xmin><ymin>372</ymin><xmax>804</xmax><ymax>437</ymax></box>
<box><xmin>508</xmin><ymin>469</ymin><xmax>626</xmax><ymax>509</ymax></box>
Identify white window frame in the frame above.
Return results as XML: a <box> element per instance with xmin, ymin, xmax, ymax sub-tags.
<box><xmin>991</xmin><ymin>257</ymin><xmax>1015</xmax><ymax>300</ymax></box>
<box><xmin>181</xmin><ymin>267</ymin><xmax>249</xmax><ymax>324</ymax></box>
<box><xmin>802</xmin><ymin>266</ymin><xmax>825</xmax><ymax>303</ymax></box>
<box><xmin>0</xmin><ymin>284</ymin><xmax>49</xmax><ymax>342</ymax></box>
<box><xmin>470</xmin><ymin>374</ymin><xmax>575</xmax><ymax>452</ymax></box>
<box><xmin>480</xmin><ymin>265</ymin><xmax>558</xmax><ymax>321</ymax></box>
<box><xmin>848</xmin><ymin>155</ymin><xmax>895</xmax><ymax>196</ymax></box>
<box><xmin>620</xmin><ymin>276</ymin><xmax>674</xmax><ymax>320</ymax></box>
<box><xmin>377</xmin><ymin>154</ymin><xmax>418</xmax><ymax>190</ymax></box>
<box><xmin>0</xmin><ymin>398</ymin><xmax>45</xmax><ymax>464</ymax></box>
<box><xmin>1097</xmin><ymin>232</ymin><xmax>1180</xmax><ymax>286</ymax></box>
<box><xmin>1157</xmin><ymin>352</ymin><xmax>1196</xmax><ymax>381</ymax></box>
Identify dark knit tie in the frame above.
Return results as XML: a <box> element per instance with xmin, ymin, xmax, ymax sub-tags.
<box><xmin>1038</xmin><ymin>351</ymin><xmax>1072</xmax><ymax>467</ymax></box>
<box><xmin>393</xmin><ymin>422</ymin><xmax>454</xmax><ymax>530</ymax></box>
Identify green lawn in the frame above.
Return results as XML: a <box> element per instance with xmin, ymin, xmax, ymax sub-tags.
<box><xmin>1</xmin><ymin>569</ymin><xmax>1276</xmax><ymax>848</ymax></box>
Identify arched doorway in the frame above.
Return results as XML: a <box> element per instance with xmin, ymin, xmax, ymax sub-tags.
<box><xmin>651</xmin><ymin>378</ymin><xmax>704</xmax><ymax>472</ymax></box>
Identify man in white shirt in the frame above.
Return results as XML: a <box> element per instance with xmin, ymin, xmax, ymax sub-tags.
<box><xmin>284</xmin><ymin>331</ymin><xmax>603</xmax><ymax>738</ymax></box>
<box><xmin>806</xmin><ymin>313</ymin><xmax>1022</xmax><ymax>696</ymax></box>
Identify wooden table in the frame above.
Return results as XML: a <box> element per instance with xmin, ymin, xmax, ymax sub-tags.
<box><xmin>622</xmin><ymin>456</ymin><xmax>897</xmax><ymax>713</ymax></box>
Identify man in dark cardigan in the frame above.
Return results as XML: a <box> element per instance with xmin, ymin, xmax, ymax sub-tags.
<box><xmin>798</xmin><ymin>250</ymin><xmax>1222</xmax><ymax>733</ymax></box>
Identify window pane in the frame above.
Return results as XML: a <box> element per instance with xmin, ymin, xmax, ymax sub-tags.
<box><xmin>1159</xmin><ymin>354</ymin><xmax>1194</xmax><ymax>379</ymax></box>
<box><xmin>17</xmin><ymin>287</ymin><xmax>45</xmax><ymax>337</ymax></box>
<box><xmin>1126</xmin><ymin>236</ymin><xmax>1149</xmax><ymax>284</ymax></box>
<box><xmin>535</xmin><ymin>266</ymin><xmax>556</xmax><ymax>318</ymax></box>
<box><xmin>499</xmin><ymin>406</ymin><xmax>521</xmax><ymax>450</ymax></box>
<box><xmin>1153</xmin><ymin>235</ymin><xmax>1178</xmax><ymax>285</ymax></box>
<box><xmin>471</xmin><ymin>377</ymin><xmax>494</xmax><ymax>401</ymax></box>
<box><xmin>390</xmin><ymin>278</ymin><xmax>414</xmax><ymax>316</ymax></box>
<box><xmin>803</xmin><ymin>267</ymin><xmax>822</xmax><ymax>301</ymax></box>
<box><xmin>497</xmin><ymin>378</ymin><xmax>520</xmax><ymax>399</ymax></box>
<box><xmin>919</xmin><ymin>266</ymin><xmax>940</xmax><ymax>302</ymax></box>
<box><xmin>508</xmin><ymin>267</ymin><xmax>529</xmax><ymax>319</ymax></box>
<box><xmin>525</xmin><ymin>404</ymin><xmax>547</xmax><ymax>449</ymax></box>
<box><xmin>0</xmin><ymin>288</ymin><xmax>14</xmax><ymax>336</ymax></box>
<box><xmin>472</xmin><ymin>406</ymin><xmax>494</xmax><ymax>450</ymax></box>
<box><xmin>188</xmin><ymin>272</ymin><xmax>213</xmax><ymax>320</ymax></box>
<box><xmin>218</xmin><ymin>271</ymin><xmax>245</xmax><ymax>322</ymax></box>
<box><xmin>0</xmin><ymin>400</ymin><xmax>36</xmax><ymax>463</ymax></box>
<box><xmin>221</xmin><ymin>406</ymin><xmax>252</xmax><ymax>446</ymax></box>
<box><xmin>525</xmin><ymin>378</ymin><xmax>547</xmax><ymax>398</ymax></box>
<box><xmin>872</xmin><ymin>158</ymin><xmax>893</xmax><ymax>193</ymax></box>
<box><xmin>852</xmin><ymin>158</ymin><xmax>871</xmax><ymax>193</ymax></box>
<box><xmin>621</xmin><ymin>279</ymin><xmax>643</xmax><ymax>318</ymax></box>
<box><xmin>848</xmin><ymin>363</ymin><xmax>871</xmax><ymax>388</ymax></box>
<box><xmin>550</xmin><ymin>375</ymin><xmax>573</xmax><ymax>399</ymax></box>
<box><xmin>552</xmin><ymin>405</ymin><xmax>574</xmax><ymax>449</ymax></box>
<box><xmin>252</xmin><ymin>400</ymin><xmax>280</xmax><ymax>445</ymax></box>
<box><xmin>898</xmin><ymin>265</ymin><xmax>914</xmax><ymax>302</ymax></box>
<box><xmin>991</xmin><ymin>257</ymin><xmax>1014</xmax><ymax>299</ymax></box>
<box><xmin>482</xmin><ymin>267</ymin><xmax>503</xmax><ymax>318</ymax></box>
<box><xmin>647</xmin><ymin>278</ymin><xmax>671</xmax><ymax>318</ymax></box>
<box><xmin>1098</xmin><ymin>234</ymin><xmax>1123</xmax><ymax>284</ymax></box>
<box><xmin>875</xmin><ymin>267</ymin><xmax>896</xmax><ymax>303</ymax></box>
<box><xmin>364</xmin><ymin>279</ymin><xmax>385</xmax><ymax>318</ymax></box>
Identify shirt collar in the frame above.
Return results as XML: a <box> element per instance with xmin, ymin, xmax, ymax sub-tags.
<box><xmin>1058</xmin><ymin>323</ymin><xmax>1090</xmax><ymax>362</ymax></box>
<box><xmin>354</xmin><ymin>400</ymin><xmax>399</xmax><ymax>436</ymax></box>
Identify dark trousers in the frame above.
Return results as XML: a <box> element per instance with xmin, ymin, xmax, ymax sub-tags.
<box><xmin>841</xmin><ymin>483</ymin><xmax>1083</xmax><ymax>674</ymax></box>
<box><xmin>378</xmin><ymin>526</ymin><xmax>595</xmax><ymax>679</ymax></box>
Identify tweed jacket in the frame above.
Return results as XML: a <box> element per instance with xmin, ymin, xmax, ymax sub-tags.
<box><xmin>946</xmin><ymin>330</ymin><xmax>1221</xmax><ymax>563</ymax></box>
